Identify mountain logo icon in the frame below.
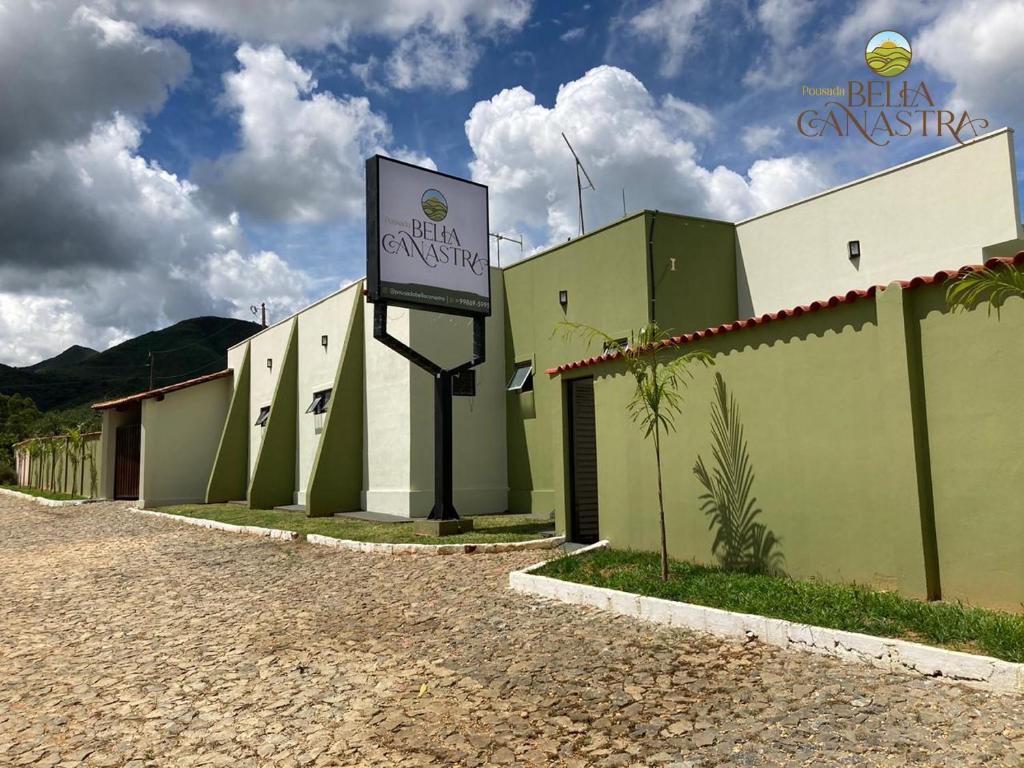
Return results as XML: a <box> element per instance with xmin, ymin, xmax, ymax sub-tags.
<box><xmin>865</xmin><ymin>31</ymin><xmax>912</xmax><ymax>77</ymax></box>
<box><xmin>421</xmin><ymin>189</ymin><xmax>448</xmax><ymax>222</ymax></box>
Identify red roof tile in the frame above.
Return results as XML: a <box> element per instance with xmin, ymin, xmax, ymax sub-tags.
<box><xmin>92</xmin><ymin>369</ymin><xmax>232</xmax><ymax>410</ymax></box>
<box><xmin>545</xmin><ymin>253</ymin><xmax>1024</xmax><ymax>376</ymax></box>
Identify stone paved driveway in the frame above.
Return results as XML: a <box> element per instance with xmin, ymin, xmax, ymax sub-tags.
<box><xmin>1</xmin><ymin>498</ymin><xmax>1022</xmax><ymax>767</ymax></box>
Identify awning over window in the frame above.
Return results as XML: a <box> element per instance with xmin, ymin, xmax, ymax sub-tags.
<box><xmin>506</xmin><ymin>362</ymin><xmax>534</xmax><ymax>392</ymax></box>
<box><xmin>305</xmin><ymin>389</ymin><xmax>331</xmax><ymax>415</ymax></box>
<box><xmin>254</xmin><ymin>406</ymin><xmax>271</xmax><ymax>427</ymax></box>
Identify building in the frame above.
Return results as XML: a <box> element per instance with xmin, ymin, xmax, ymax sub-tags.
<box><xmin>88</xmin><ymin>128</ymin><xmax>1024</xmax><ymax>608</ymax></box>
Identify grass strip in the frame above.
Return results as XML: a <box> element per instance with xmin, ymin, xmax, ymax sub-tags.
<box><xmin>535</xmin><ymin>548</ymin><xmax>1024</xmax><ymax>663</ymax></box>
<box><xmin>1</xmin><ymin>485</ymin><xmax>84</xmax><ymax>501</ymax></box>
<box><xmin>154</xmin><ymin>504</ymin><xmax>555</xmax><ymax>545</ymax></box>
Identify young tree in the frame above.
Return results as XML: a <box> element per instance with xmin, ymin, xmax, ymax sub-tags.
<box><xmin>560</xmin><ymin>321</ymin><xmax>712</xmax><ymax>580</ymax></box>
<box><xmin>946</xmin><ymin>262</ymin><xmax>1024</xmax><ymax>314</ymax></box>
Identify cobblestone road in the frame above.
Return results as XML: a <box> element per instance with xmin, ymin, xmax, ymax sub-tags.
<box><xmin>1</xmin><ymin>498</ymin><xmax>1022</xmax><ymax>767</ymax></box>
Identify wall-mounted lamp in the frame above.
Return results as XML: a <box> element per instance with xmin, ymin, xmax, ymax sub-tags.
<box><xmin>321</xmin><ymin>334</ymin><xmax>328</xmax><ymax>349</ymax></box>
<box><xmin>266</xmin><ymin>358</ymin><xmax>273</xmax><ymax>370</ymax></box>
<box><xmin>558</xmin><ymin>289</ymin><xmax>568</xmax><ymax>308</ymax></box>
<box><xmin>848</xmin><ymin>240</ymin><xmax>861</xmax><ymax>260</ymax></box>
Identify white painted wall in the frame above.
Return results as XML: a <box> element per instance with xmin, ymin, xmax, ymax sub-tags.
<box><xmin>246</xmin><ymin>318</ymin><xmax>294</xmax><ymax>484</ymax></box>
<box><xmin>295</xmin><ymin>285</ymin><xmax>359</xmax><ymax>505</ymax></box>
<box><xmin>226</xmin><ymin>343</ymin><xmax>247</xmax><ymax>389</ymax></box>
<box><xmin>362</xmin><ymin>303</ymin><xmax>414</xmax><ymax>515</ymax></box>
<box><xmin>140</xmin><ymin>377</ymin><xmax>232</xmax><ymax>508</ymax></box>
<box><xmin>736</xmin><ymin>129</ymin><xmax>1023</xmax><ymax>317</ymax></box>
<box><xmin>362</xmin><ymin>267</ymin><xmax>508</xmax><ymax>517</ymax></box>
<box><xmin>409</xmin><ymin>270</ymin><xmax>508</xmax><ymax>516</ymax></box>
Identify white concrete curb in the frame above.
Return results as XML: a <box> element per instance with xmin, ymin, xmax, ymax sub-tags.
<box><xmin>127</xmin><ymin>507</ymin><xmax>564</xmax><ymax>554</ymax></box>
<box><xmin>509</xmin><ymin>544</ymin><xmax>1024</xmax><ymax>696</ymax></box>
<box><xmin>128</xmin><ymin>508</ymin><xmax>299</xmax><ymax>541</ymax></box>
<box><xmin>0</xmin><ymin>486</ymin><xmax>86</xmax><ymax>507</ymax></box>
<box><xmin>306</xmin><ymin>533</ymin><xmax>566</xmax><ymax>555</ymax></box>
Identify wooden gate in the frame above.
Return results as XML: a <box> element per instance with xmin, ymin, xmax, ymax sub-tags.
<box><xmin>114</xmin><ymin>423</ymin><xmax>141</xmax><ymax>500</ymax></box>
<box><xmin>568</xmin><ymin>378</ymin><xmax>599</xmax><ymax>544</ymax></box>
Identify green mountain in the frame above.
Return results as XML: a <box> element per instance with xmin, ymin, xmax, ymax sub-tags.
<box><xmin>25</xmin><ymin>344</ymin><xmax>99</xmax><ymax>372</ymax></box>
<box><xmin>0</xmin><ymin>316</ymin><xmax>261</xmax><ymax>412</ymax></box>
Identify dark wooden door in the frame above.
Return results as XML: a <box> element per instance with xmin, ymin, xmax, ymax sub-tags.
<box><xmin>568</xmin><ymin>378</ymin><xmax>599</xmax><ymax>544</ymax></box>
<box><xmin>114</xmin><ymin>423</ymin><xmax>141</xmax><ymax>500</ymax></box>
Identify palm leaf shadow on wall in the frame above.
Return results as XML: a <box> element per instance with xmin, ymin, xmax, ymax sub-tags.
<box><xmin>693</xmin><ymin>373</ymin><xmax>785</xmax><ymax>576</ymax></box>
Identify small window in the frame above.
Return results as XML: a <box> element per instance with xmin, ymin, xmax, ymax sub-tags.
<box><xmin>453</xmin><ymin>370</ymin><xmax>476</xmax><ymax>397</ymax></box>
<box><xmin>305</xmin><ymin>389</ymin><xmax>332</xmax><ymax>415</ymax></box>
<box><xmin>506</xmin><ymin>361</ymin><xmax>534</xmax><ymax>392</ymax></box>
<box><xmin>254</xmin><ymin>406</ymin><xmax>271</xmax><ymax>427</ymax></box>
<box><xmin>603</xmin><ymin>337</ymin><xmax>629</xmax><ymax>354</ymax></box>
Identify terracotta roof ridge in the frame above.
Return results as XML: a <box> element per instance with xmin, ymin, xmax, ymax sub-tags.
<box><xmin>92</xmin><ymin>368</ymin><xmax>232</xmax><ymax>410</ymax></box>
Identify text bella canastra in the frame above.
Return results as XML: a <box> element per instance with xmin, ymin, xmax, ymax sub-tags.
<box><xmin>797</xmin><ymin>80</ymin><xmax>989</xmax><ymax>146</ymax></box>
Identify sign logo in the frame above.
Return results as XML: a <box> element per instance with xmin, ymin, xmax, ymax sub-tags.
<box><xmin>420</xmin><ymin>188</ymin><xmax>448</xmax><ymax>222</ymax></box>
<box><xmin>865</xmin><ymin>31</ymin><xmax>912</xmax><ymax>77</ymax></box>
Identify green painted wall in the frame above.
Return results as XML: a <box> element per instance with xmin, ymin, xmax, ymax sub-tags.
<box><xmin>502</xmin><ymin>212</ymin><xmax>738</xmax><ymax>520</ymax></box>
<box><xmin>912</xmin><ymin>285</ymin><xmax>1024</xmax><ymax>611</ymax></box>
<box><xmin>550</xmin><ymin>281</ymin><xmax>1024</xmax><ymax>610</ymax></box>
<box><xmin>306</xmin><ymin>296</ymin><xmax>365</xmax><ymax>516</ymax></box>
<box><xmin>576</xmin><ymin>290</ymin><xmax>931</xmax><ymax>599</ymax></box>
<box><xmin>206</xmin><ymin>347</ymin><xmax>251</xmax><ymax>503</ymax></box>
<box><xmin>648</xmin><ymin>212</ymin><xmax>738</xmax><ymax>333</ymax></box>
<box><xmin>248</xmin><ymin>323</ymin><xmax>299</xmax><ymax>509</ymax></box>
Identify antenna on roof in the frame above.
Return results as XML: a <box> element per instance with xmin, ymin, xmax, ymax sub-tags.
<box><xmin>562</xmin><ymin>132</ymin><xmax>595</xmax><ymax>236</ymax></box>
<box><xmin>489</xmin><ymin>231</ymin><xmax>524</xmax><ymax>267</ymax></box>
<box><xmin>250</xmin><ymin>302</ymin><xmax>267</xmax><ymax>328</ymax></box>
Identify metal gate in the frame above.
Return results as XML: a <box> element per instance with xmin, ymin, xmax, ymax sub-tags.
<box><xmin>568</xmin><ymin>377</ymin><xmax>599</xmax><ymax>543</ymax></box>
<box><xmin>114</xmin><ymin>423</ymin><xmax>141</xmax><ymax>500</ymax></box>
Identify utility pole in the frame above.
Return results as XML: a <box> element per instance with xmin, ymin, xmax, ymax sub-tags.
<box><xmin>250</xmin><ymin>302</ymin><xmax>268</xmax><ymax>328</ymax></box>
<box><xmin>148</xmin><ymin>351</ymin><xmax>155</xmax><ymax>389</ymax></box>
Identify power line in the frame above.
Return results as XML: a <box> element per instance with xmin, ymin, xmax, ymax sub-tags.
<box><xmin>151</xmin><ymin>358</ymin><xmax>224</xmax><ymax>383</ymax></box>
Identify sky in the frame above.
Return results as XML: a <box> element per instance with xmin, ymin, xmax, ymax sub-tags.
<box><xmin>1</xmin><ymin>0</ymin><xmax>1022</xmax><ymax>366</ymax></box>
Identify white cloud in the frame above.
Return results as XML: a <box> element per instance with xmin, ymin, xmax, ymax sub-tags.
<box><xmin>560</xmin><ymin>27</ymin><xmax>586</xmax><ymax>43</ymax></box>
<box><xmin>755</xmin><ymin>0</ymin><xmax>816</xmax><ymax>46</ymax></box>
<box><xmin>626</xmin><ymin>0</ymin><xmax>709</xmax><ymax>77</ymax></box>
<box><xmin>199</xmin><ymin>45</ymin><xmax>433</xmax><ymax>223</ymax></box>
<box><xmin>916</xmin><ymin>1</ymin><xmax>1024</xmax><ymax>125</ymax></box>
<box><xmin>385</xmin><ymin>31</ymin><xmax>479</xmax><ymax>91</ymax></box>
<box><xmin>121</xmin><ymin>0</ymin><xmax>532</xmax><ymax>47</ymax></box>
<box><xmin>0</xmin><ymin>294</ymin><xmax>121</xmax><ymax>367</ymax></box>
<box><xmin>662</xmin><ymin>96</ymin><xmax>715</xmax><ymax>139</ymax></box>
<box><xmin>0</xmin><ymin>114</ymin><xmax>318</xmax><ymax>366</ymax></box>
<box><xmin>743</xmin><ymin>0</ymin><xmax>816</xmax><ymax>87</ymax></box>
<box><xmin>466</xmin><ymin>66</ymin><xmax>828</xmax><ymax>254</ymax></box>
<box><xmin>201</xmin><ymin>250</ymin><xmax>314</xmax><ymax>324</ymax></box>
<box><xmin>741</xmin><ymin>124</ymin><xmax>784</xmax><ymax>152</ymax></box>
<box><xmin>0</xmin><ymin>0</ymin><xmax>189</xmax><ymax>157</ymax></box>
<box><xmin>834</xmin><ymin>0</ymin><xmax>942</xmax><ymax>52</ymax></box>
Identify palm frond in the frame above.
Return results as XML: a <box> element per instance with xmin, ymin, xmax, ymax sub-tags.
<box><xmin>946</xmin><ymin>264</ymin><xmax>1024</xmax><ymax>315</ymax></box>
<box><xmin>693</xmin><ymin>373</ymin><xmax>784</xmax><ymax>575</ymax></box>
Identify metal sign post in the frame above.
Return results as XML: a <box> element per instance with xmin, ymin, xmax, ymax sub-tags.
<box><xmin>372</xmin><ymin>304</ymin><xmax>484</xmax><ymax>519</ymax></box>
<box><xmin>365</xmin><ymin>155</ymin><xmax>490</xmax><ymax>520</ymax></box>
